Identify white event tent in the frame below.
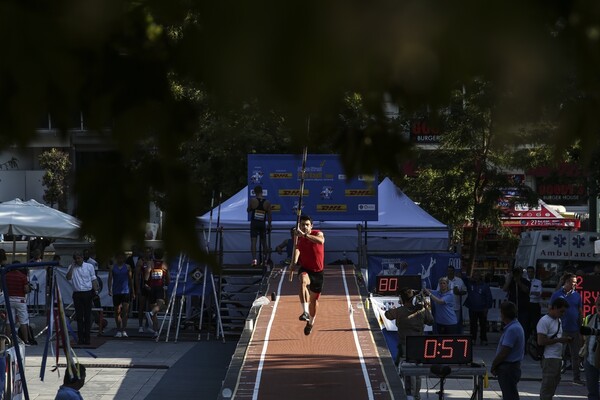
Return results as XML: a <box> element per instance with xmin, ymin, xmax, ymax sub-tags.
<box><xmin>197</xmin><ymin>178</ymin><xmax>450</xmax><ymax>266</ymax></box>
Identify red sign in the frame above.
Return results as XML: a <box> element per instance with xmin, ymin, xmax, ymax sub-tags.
<box><xmin>410</xmin><ymin>120</ymin><xmax>442</xmax><ymax>144</ymax></box>
<box><xmin>576</xmin><ymin>275</ymin><xmax>600</xmax><ymax>317</ymax></box>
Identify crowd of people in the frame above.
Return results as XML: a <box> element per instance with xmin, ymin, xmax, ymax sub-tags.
<box><xmin>382</xmin><ymin>262</ymin><xmax>600</xmax><ymax>400</ymax></box>
<box><xmin>0</xmin><ymin>245</ymin><xmax>170</xmax><ymax>348</ymax></box>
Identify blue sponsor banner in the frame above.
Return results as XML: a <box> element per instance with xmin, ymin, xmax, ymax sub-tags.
<box><xmin>367</xmin><ymin>253</ymin><xmax>461</xmax><ymax>292</ymax></box>
<box><xmin>248</xmin><ymin>154</ymin><xmax>378</xmax><ymax>221</ymax></box>
<box><xmin>167</xmin><ymin>257</ymin><xmax>213</xmax><ymax>297</ymax></box>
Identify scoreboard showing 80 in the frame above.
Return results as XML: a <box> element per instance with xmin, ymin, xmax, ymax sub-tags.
<box><xmin>375</xmin><ymin>275</ymin><xmax>422</xmax><ymax>295</ymax></box>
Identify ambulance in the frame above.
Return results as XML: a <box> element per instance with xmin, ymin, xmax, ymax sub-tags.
<box><xmin>514</xmin><ymin>230</ymin><xmax>600</xmax><ymax>288</ymax></box>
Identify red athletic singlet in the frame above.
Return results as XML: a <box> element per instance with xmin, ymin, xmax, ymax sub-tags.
<box><xmin>148</xmin><ymin>260</ymin><xmax>165</xmax><ymax>287</ymax></box>
<box><xmin>297</xmin><ymin>230</ymin><xmax>324</xmax><ymax>273</ymax></box>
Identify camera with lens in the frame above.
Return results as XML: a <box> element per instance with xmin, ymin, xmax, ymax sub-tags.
<box><xmin>411</xmin><ymin>291</ymin><xmax>425</xmax><ymax>306</ymax></box>
<box><xmin>581</xmin><ymin>325</ymin><xmax>600</xmax><ymax>336</ymax></box>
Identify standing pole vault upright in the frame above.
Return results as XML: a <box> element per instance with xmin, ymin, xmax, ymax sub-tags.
<box><xmin>198</xmin><ymin>192</ymin><xmax>215</xmax><ymax>339</ymax></box>
<box><xmin>289</xmin><ymin>145</ymin><xmax>309</xmax><ymax>281</ymax></box>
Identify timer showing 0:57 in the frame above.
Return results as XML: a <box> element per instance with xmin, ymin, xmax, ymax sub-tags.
<box><xmin>424</xmin><ymin>338</ymin><xmax>469</xmax><ymax>359</ymax></box>
<box><xmin>405</xmin><ymin>335</ymin><xmax>473</xmax><ymax>364</ymax></box>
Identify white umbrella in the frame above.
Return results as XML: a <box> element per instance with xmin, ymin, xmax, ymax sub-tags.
<box><xmin>0</xmin><ymin>199</ymin><xmax>81</xmax><ymax>258</ymax></box>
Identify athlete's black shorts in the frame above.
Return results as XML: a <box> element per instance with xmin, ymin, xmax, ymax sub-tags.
<box><xmin>298</xmin><ymin>267</ymin><xmax>324</xmax><ymax>293</ymax></box>
<box><xmin>112</xmin><ymin>293</ymin><xmax>131</xmax><ymax>308</ymax></box>
<box><xmin>250</xmin><ymin>222</ymin><xmax>267</xmax><ymax>240</ymax></box>
<box><xmin>148</xmin><ymin>286</ymin><xmax>165</xmax><ymax>303</ymax></box>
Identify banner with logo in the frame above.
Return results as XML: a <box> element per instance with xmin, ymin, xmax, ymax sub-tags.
<box><xmin>248</xmin><ymin>154</ymin><xmax>378</xmax><ymax>221</ymax></box>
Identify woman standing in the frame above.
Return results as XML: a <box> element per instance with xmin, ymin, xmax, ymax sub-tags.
<box><xmin>423</xmin><ymin>277</ymin><xmax>458</xmax><ymax>334</ymax></box>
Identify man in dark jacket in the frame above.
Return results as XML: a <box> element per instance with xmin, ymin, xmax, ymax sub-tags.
<box><xmin>385</xmin><ymin>287</ymin><xmax>433</xmax><ymax>400</ymax></box>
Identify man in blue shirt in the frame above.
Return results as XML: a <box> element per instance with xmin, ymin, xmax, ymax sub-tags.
<box><xmin>464</xmin><ymin>271</ymin><xmax>493</xmax><ymax>345</ymax></box>
<box><xmin>550</xmin><ymin>272</ymin><xmax>583</xmax><ymax>384</ymax></box>
<box><xmin>491</xmin><ymin>301</ymin><xmax>525</xmax><ymax>400</ymax></box>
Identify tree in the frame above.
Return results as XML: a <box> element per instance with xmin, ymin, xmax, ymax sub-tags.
<box><xmin>399</xmin><ymin>79</ymin><xmax>537</xmax><ymax>272</ymax></box>
<box><xmin>39</xmin><ymin>148</ymin><xmax>71</xmax><ymax>211</ymax></box>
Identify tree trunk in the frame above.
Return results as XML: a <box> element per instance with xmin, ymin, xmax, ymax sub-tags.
<box><xmin>467</xmin><ymin>219</ymin><xmax>479</xmax><ymax>276</ymax></box>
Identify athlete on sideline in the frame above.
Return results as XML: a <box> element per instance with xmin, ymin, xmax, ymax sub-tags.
<box><xmin>247</xmin><ymin>185</ymin><xmax>272</xmax><ymax>266</ymax></box>
<box><xmin>290</xmin><ymin>215</ymin><xmax>325</xmax><ymax>336</ymax></box>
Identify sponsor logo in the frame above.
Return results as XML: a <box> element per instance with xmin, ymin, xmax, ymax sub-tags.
<box><xmin>279</xmin><ymin>189</ymin><xmax>310</xmax><ymax>196</ymax></box>
<box><xmin>345</xmin><ymin>189</ymin><xmax>375</xmax><ymax>196</ymax></box>
<box><xmin>271</xmin><ymin>204</ymin><xmax>281</xmax><ymax>212</ymax></box>
<box><xmin>316</xmin><ymin>204</ymin><xmax>347</xmax><ymax>212</ymax></box>
<box><xmin>357</xmin><ymin>175</ymin><xmax>376</xmax><ymax>182</ymax></box>
<box><xmin>269</xmin><ymin>172</ymin><xmax>293</xmax><ymax>179</ymax></box>
<box><xmin>358</xmin><ymin>204</ymin><xmax>376</xmax><ymax>211</ymax></box>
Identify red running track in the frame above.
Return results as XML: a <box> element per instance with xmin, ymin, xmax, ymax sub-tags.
<box><xmin>220</xmin><ymin>265</ymin><xmax>404</xmax><ymax>400</ymax></box>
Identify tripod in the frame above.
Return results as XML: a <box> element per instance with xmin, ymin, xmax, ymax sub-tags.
<box><xmin>430</xmin><ymin>365</ymin><xmax>452</xmax><ymax>400</ymax></box>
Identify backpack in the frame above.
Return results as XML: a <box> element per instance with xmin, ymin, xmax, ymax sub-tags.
<box><xmin>534</xmin><ymin>318</ymin><xmax>561</xmax><ymax>360</ymax></box>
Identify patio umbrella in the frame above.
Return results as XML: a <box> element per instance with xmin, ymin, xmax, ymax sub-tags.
<box><xmin>0</xmin><ymin>199</ymin><xmax>81</xmax><ymax>258</ymax></box>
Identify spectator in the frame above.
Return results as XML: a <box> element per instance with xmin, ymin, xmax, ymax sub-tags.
<box><xmin>82</xmin><ymin>249</ymin><xmax>98</xmax><ymax>271</ymax></box>
<box><xmin>537</xmin><ymin>297</ymin><xmax>572</xmax><ymax>399</ymax></box>
<box><xmin>580</xmin><ymin>296</ymin><xmax>600</xmax><ymax>400</ymax></box>
<box><xmin>135</xmin><ymin>247</ymin><xmax>154</xmax><ymax>333</ymax></box>
<box><xmin>274</xmin><ymin>228</ymin><xmax>295</xmax><ymax>260</ymax></box>
<box><xmin>2</xmin><ymin>250</ymin><xmax>33</xmax><ymax>345</ymax></box>
<box><xmin>384</xmin><ymin>287</ymin><xmax>433</xmax><ymax>400</ymax></box>
<box><xmin>526</xmin><ymin>266</ymin><xmax>543</xmax><ymax>340</ymax></box>
<box><xmin>67</xmin><ymin>252</ymin><xmax>99</xmax><ymax>345</ymax></box>
<box><xmin>437</xmin><ymin>266</ymin><xmax>466</xmax><ymax>332</ymax></box>
<box><xmin>108</xmin><ymin>251</ymin><xmax>134</xmax><ymax>338</ymax></box>
<box><xmin>55</xmin><ymin>363</ymin><xmax>86</xmax><ymax>400</ymax></box>
<box><xmin>464</xmin><ymin>271</ymin><xmax>493</xmax><ymax>345</ymax></box>
<box><xmin>28</xmin><ymin>236</ymin><xmax>51</xmax><ymax>260</ymax></box>
<box><xmin>503</xmin><ymin>267</ymin><xmax>531</xmax><ymax>342</ymax></box>
<box><xmin>125</xmin><ymin>245</ymin><xmax>141</xmax><ymax>273</ymax></box>
<box><xmin>491</xmin><ymin>301</ymin><xmax>525</xmax><ymax>400</ymax></box>
<box><xmin>144</xmin><ymin>248</ymin><xmax>170</xmax><ymax>338</ymax></box>
<box><xmin>423</xmin><ymin>277</ymin><xmax>457</xmax><ymax>334</ymax></box>
<box><xmin>550</xmin><ymin>272</ymin><xmax>584</xmax><ymax>385</ymax></box>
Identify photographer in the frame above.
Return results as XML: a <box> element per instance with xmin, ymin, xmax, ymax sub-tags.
<box><xmin>385</xmin><ymin>287</ymin><xmax>433</xmax><ymax>400</ymax></box>
<box><xmin>503</xmin><ymin>267</ymin><xmax>531</xmax><ymax>343</ymax></box>
<box><xmin>537</xmin><ymin>297</ymin><xmax>572</xmax><ymax>400</ymax></box>
<box><xmin>579</xmin><ymin>296</ymin><xmax>600</xmax><ymax>399</ymax></box>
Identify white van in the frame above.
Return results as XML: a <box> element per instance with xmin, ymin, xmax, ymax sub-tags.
<box><xmin>514</xmin><ymin>230</ymin><xmax>600</xmax><ymax>288</ymax></box>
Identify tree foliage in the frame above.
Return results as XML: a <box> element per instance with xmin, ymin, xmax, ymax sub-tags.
<box><xmin>399</xmin><ymin>79</ymin><xmax>537</xmax><ymax>270</ymax></box>
<box><xmin>2</xmin><ymin>0</ymin><xmax>600</xmax><ymax>260</ymax></box>
<box><xmin>39</xmin><ymin>148</ymin><xmax>71</xmax><ymax>211</ymax></box>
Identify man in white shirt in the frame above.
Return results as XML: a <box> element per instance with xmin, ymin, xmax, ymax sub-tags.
<box><xmin>537</xmin><ymin>297</ymin><xmax>572</xmax><ymax>400</ymax></box>
<box><xmin>67</xmin><ymin>252</ymin><xmax>99</xmax><ymax>345</ymax></box>
<box><xmin>437</xmin><ymin>266</ymin><xmax>466</xmax><ymax>332</ymax></box>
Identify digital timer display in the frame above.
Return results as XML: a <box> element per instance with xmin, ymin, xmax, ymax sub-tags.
<box><xmin>405</xmin><ymin>335</ymin><xmax>473</xmax><ymax>364</ymax></box>
<box><xmin>375</xmin><ymin>275</ymin><xmax>421</xmax><ymax>295</ymax></box>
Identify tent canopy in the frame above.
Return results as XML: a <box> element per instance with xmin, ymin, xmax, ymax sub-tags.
<box><xmin>0</xmin><ymin>199</ymin><xmax>81</xmax><ymax>239</ymax></box>
<box><xmin>197</xmin><ymin>178</ymin><xmax>449</xmax><ymax>265</ymax></box>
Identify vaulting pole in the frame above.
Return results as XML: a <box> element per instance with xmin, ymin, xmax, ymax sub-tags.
<box><xmin>289</xmin><ymin>146</ymin><xmax>309</xmax><ymax>281</ymax></box>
